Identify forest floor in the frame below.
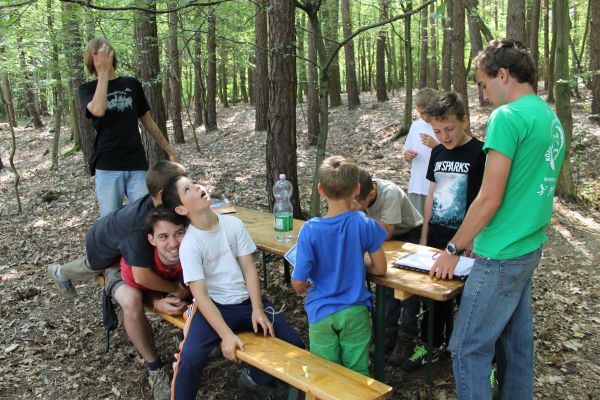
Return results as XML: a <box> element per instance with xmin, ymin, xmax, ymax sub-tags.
<box><xmin>0</xmin><ymin>87</ymin><xmax>599</xmax><ymax>400</ymax></box>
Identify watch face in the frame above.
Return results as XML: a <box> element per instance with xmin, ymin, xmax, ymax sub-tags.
<box><xmin>447</xmin><ymin>243</ymin><xmax>457</xmax><ymax>254</ymax></box>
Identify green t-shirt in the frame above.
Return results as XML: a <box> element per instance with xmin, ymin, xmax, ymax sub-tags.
<box><xmin>474</xmin><ymin>94</ymin><xmax>565</xmax><ymax>259</ymax></box>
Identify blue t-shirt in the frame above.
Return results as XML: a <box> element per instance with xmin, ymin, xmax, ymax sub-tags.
<box><xmin>292</xmin><ymin>210</ymin><xmax>387</xmax><ymax>324</ymax></box>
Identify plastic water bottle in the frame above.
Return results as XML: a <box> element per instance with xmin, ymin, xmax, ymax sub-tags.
<box><xmin>273</xmin><ymin>174</ymin><xmax>293</xmax><ymax>242</ymax></box>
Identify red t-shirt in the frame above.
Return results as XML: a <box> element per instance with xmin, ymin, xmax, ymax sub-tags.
<box><xmin>120</xmin><ymin>248</ymin><xmax>183</xmax><ymax>291</ymax></box>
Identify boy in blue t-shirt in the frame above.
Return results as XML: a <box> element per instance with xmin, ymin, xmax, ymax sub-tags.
<box><xmin>291</xmin><ymin>156</ymin><xmax>388</xmax><ymax>376</ymax></box>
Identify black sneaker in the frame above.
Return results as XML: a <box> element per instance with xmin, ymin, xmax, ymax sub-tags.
<box><xmin>389</xmin><ymin>334</ymin><xmax>414</xmax><ymax>366</ymax></box>
<box><xmin>237</xmin><ymin>368</ymin><xmax>288</xmax><ymax>399</ymax></box>
<box><xmin>400</xmin><ymin>344</ymin><xmax>440</xmax><ymax>373</ymax></box>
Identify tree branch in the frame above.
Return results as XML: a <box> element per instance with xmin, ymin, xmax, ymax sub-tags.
<box><xmin>58</xmin><ymin>0</ymin><xmax>231</xmax><ymax>14</ymax></box>
<box><xmin>0</xmin><ymin>0</ymin><xmax>36</xmax><ymax>10</ymax></box>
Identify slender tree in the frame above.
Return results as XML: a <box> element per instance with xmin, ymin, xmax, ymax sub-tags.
<box><xmin>554</xmin><ymin>0</ymin><xmax>575</xmax><ymax>199</ymax></box>
<box><xmin>547</xmin><ymin>0</ymin><xmax>557</xmax><ymax>103</ymax></box>
<box><xmin>376</xmin><ymin>0</ymin><xmax>389</xmax><ymax>101</ymax></box>
<box><xmin>452</xmin><ymin>0</ymin><xmax>469</xmax><ymax>121</ymax></box>
<box><xmin>0</xmin><ymin>46</ymin><xmax>17</xmax><ymax>127</ymax></box>
<box><xmin>402</xmin><ymin>0</ymin><xmax>414</xmax><ymax>131</ymax></box>
<box><xmin>442</xmin><ymin>0</ymin><xmax>453</xmax><ymax>91</ymax></box>
<box><xmin>134</xmin><ymin>0</ymin><xmax>170</xmax><ymax>166</ymax></box>
<box><xmin>529</xmin><ymin>0</ymin><xmax>542</xmax><ymax>93</ymax></box>
<box><xmin>506</xmin><ymin>0</ymin><xmax>526</xmax><ymax>43</ymax></box>
<box><xmin>205</xmin><ymin>12</ymin><xmax>217</xmax><ymax>131</ymax></box>
<box><xmin>266</xmin><ymin>0</ymin><xmax>301</xmax><ymax>217</ymax></box>
<box><xmin>418</xmin><ymin>0</ymin><xmax>428</xmax><ymax>89</ymax></box>
<box><xmin>254</xmin><ymin>0</ymin><xmax>268</xmax><ymax>131</ymax></box>
<box><xmin>17</xmin><ymin>37</ymin><xmax>44</xmax><ymax>128</ymax></box>
<box><xmin>168</xmin><ymin>2</ymin><xmax>185</xmax><ymax>143</ymax></box>
<box><xmin>466</xmin><ymin>0</ymin><xmax>485</xmax><ymax>104</ymax></box>
<box><xmin>193</xmin><ymin>27</ymin><xmax>204</xmax><ymax>126</ymax></box>
<box><xmin>428</xmin><ymin>1</ymin><xmax>438</xmax><ymax>89</ymax></box>
<box><xmin>323</xmin><ymin>0</ymin><xmax>343</xmax><ymax>107</ymax></box>
<box><xmin>341</xmin><ymin>0</ymin><xmax>360</xmax><ymax>109</ymax></box>
<box><xmin>47</xmin><ymin>0</ymin><xmax>63</xmax><ymax>170</ymax></box>
<box><xmin>307</xmin><ymin>9</ymin><xmax>320</xmax><ymax>145</ymax></box>
<box><xmin>590</xmin><ymin>0</ymin><xmax>600</xmax><ymax>120</ymax></box>
<box><xmin>219</xmin><ymin>44</ymin><xmax>229</xmax><ymax>107</ymax></box>
<box><xmin>240</xmin><ymin>65</ymin><xmax>248</xmax><ymax>103</ymax></box>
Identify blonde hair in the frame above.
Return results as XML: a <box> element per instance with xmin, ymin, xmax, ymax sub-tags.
<box><xmin>414</xmin><ymin>88</ymin><xmax>440</xmax><ymax>108</ymax></box>
<box><xmin>83</xmin><ymin>38</ymin><xmax>117</xmax><ymax>76</ymax></box>
<box><xmin>319</xmin><ymin>156</ymin><xmax>359</xmax><ymax>200</ymax></box>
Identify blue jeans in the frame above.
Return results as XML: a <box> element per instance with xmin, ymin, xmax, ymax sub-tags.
<box><xmin>95</xmin><ymin>169</ymin><xmax>148</xmax><ymax>217</ymax></box>
<box><xmin>448</xmin><ymin>246</ymin><xmax>542</xmax><ymax>400</ymax></box>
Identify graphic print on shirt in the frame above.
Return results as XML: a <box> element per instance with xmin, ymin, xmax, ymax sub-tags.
<box><xmin>538</xmin><ymin>116</ymin><xmax>566</xmax><ymax>198</ymax></box>
<box><xmin>431</xmin><ymin>170</ymin><xmax>468</xmax><ymax>230</ymax></box>
<box><xmin>106</xmin><ymin>88</ymin><xmax>133</xmax><ymax>112</ymax></box>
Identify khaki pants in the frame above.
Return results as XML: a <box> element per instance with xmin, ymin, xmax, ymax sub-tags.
<box><xmin>59</xmin><ymin>256</ymin><xmax>98</xmax><ymax>281</ymax></box>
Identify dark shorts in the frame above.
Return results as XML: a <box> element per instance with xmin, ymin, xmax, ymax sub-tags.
<box><xmin>103</xmin><ymin>265</ymin><xmax>125</xmax><ymax>299</ymax></box>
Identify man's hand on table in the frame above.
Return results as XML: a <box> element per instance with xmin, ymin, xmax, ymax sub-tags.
<box><xmin>430</xmin><ymin>251</ymin><xmax>459</xmax><ymax>280</ymax></box>
<box><xmin>152</xmin><ymin>296</ymin><xmax>188</xmax><ymax>316</ymax></box>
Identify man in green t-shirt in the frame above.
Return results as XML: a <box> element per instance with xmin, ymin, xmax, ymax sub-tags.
<box><xmin>430</xmin><ymin>39</ymin><xmax>565</xmax><ymax>400</ymax></box>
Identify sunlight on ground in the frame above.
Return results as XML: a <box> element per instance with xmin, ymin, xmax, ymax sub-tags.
<box><xmin>551</xmin><ymin>222</ymin><xmax>594</xmax><ymax>261</ymax></box>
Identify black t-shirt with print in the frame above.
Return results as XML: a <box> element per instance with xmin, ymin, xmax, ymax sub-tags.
<box><xmin>425</xmin><ymin>138</ymin><xmax>485</xmax><ymax>248</ymax></box>
<box><xmin>78</xmin><ymin>77</ymin><xmax>150</xmax><ymax>173</ymax></box>
<box><xmin>85</xmin><ymin>194</ymin><xmax>155</xmax><ymax>270</ymax></box>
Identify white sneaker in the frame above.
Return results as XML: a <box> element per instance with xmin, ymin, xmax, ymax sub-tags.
<box><xmin>47</xmin><ymin>264</ymin><xmax>77</xmax><ymax>298</ymax></box>
<box><xmin>148</xmin><ymin>367</ymin><xmax>171</xmax><ymax>400</ymax></box>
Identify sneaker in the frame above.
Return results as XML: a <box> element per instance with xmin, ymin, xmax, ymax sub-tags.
<box><xmin>47</xmin><ymin>264</ymin><xmax>77</xmax><ymax>298</ymax></box>
<box><xmin>400</xmin><ymin>344</ymin><xmax>440</xmax><ymax>373</ymax></box>
<box><xmin>237</xmin><ymin>367</ymin><xmax>287</xmax><ymax>399</ymax></box>
<box><xmin>389</xmin><ymin>334</ymin><xmax>414</xmax><ymax>366</ymax></box>
<box><xmin>491</xmin><ymin>366</ymin><xmax>500</xmax><ymax>399</ymax></box>
<box><xmin>148</xmin><ymin>367</ymin><xmax>171</xmax><ymax>400</ymax></box>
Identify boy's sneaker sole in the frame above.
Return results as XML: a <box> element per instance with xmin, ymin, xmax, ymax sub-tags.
<box><xmin>47</xmin><ymin>264</ymin><xmax>77</xmax><ymax>298</ymax></box>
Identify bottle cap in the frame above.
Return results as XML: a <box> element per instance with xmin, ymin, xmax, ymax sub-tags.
<box><xmin>279</xmin><ymin>174</ymin><xmax>286</xmax><ymax>180</ymax></box>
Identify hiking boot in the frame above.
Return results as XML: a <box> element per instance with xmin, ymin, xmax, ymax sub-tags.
<box><xmin>491</xmin><ymin>365</ymin><xmax>500</xmax><ymax>399</ymax></box>
<box><xmin>237</xmin><ymin>367</ymin><xmax>288</xmax><ymax>399</ymax></box>
<box><xmin>47</xmin><ymin>264</ymin><xmax>77</xmax><ymax>298</ymax></box>
<box><xmin>148</xmin><ymin>366</ymin><xmax>171</xmax><ymax>400</ymax></box>
<box><xmin>400</xmin><ymin>344</ymin><xmax>440</xmax><ymax>373</ymax></box>
<box><xmin>389</xmin><ymin>333</ymin><xmax>415</xmax><ymax>366</ymax></box>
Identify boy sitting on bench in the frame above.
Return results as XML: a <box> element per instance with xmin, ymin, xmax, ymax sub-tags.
<box><xmin>162</xmin><ymin>175</ymin><xmax>304</xmax><ymax>400</ymax></box>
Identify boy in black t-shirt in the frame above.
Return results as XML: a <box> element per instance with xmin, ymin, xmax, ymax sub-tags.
<box><xmin>399</xmin><ymin>92</ymin><xmax>485</xmax><ymax>372</ymax></box>
<box><xmin>79</xmin><ymin>38</ymin><xmax>178</xmax><ymax>217</ymax></box>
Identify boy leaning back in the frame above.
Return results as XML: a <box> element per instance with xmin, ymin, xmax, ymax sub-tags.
<box><xmin>291</xmin><ymin>156</ymin><xmax>388</xmax><ymax>376</ymax></box>
<box><xmin>162</xmin><ymin>176</ymin><xmax>304</xmax><ymax>400</ymax></box>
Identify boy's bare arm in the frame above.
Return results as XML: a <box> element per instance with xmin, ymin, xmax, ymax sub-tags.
<box><xmin>420</xmin><ymin>182</ymin><xmax>436</xmax><ymax>245</ymax></box>
<box><xmin>189</xmin><ymin>279</ymin><xmax>245</xmax><ymax>361</ymax></box>
<box><xmin>366</xmin><ymin>248</ymin><xmax>387</xmax><ymax>276</ymax></box>
<box><xmin>139</xmin><ymin>112</ymin><xmax>179</xmax><ymax>162</ymax></box>
<box><xmin>86</xmin><ymin>44</ymin><xmax>112</xmax><ymax>117</ymax></box>
<box><xmin>291</xmin><ymin>278</ymin><xmax>309</xmax><ymax>294</ymax></box>
<box><xmin>238</xmin><ymin>254</ymin><xmax>275</xmax><ymax>337</ymax></box>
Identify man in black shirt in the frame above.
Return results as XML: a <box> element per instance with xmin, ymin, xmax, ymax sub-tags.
<box><xmin>80</xmin><ymin>38</ymin><xmax>178</xmax><ymax>217</ymax></box>
<box><xmin>48</xmin><ymin>160</ymin><xmax>187</xmax><ymax>400</ymax></box>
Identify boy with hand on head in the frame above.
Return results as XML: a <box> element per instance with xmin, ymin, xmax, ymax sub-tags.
<box><xmin>402</xmin><ymin>88</ymin><xmax>440</xmax><ymax>214</ymax></box>
<box><xmin>355</xmin><ymin>168</ymin><xmax>422</xmax><ymax>361</ymax></box>
<box><xmin>291</xmin><ymin>156</ymin><xmax>388</xmax><ymax>376</ymax></box>
<box><xmin>162</xmin><ymin>176</ymin><xmax>304</xmax><ymax>400</ymax></box>
<box><xmin>399</xmin><ymin>92</ymin><xmax>486</xmax><ymax>373</ymax></box>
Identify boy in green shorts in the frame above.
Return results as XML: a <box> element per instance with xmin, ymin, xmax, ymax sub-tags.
<box><xmin>291</xmin><ymin>156</ymin><xmax>388</xmax><ymax>375</ymax></box>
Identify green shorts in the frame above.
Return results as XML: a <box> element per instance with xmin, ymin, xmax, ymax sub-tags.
<box><xmin>308</xmin><ymin>305</ymin><xmax>371</xmax><ymax>376</ymax></box>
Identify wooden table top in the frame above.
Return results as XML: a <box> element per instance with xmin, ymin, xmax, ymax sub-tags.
<box><xmin>233</xmin><ymin>206</ymin><xmax>464</xmax><ymax>302</ymax></box>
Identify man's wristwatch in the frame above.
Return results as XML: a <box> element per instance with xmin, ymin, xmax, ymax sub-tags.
<box><xmin>446</xmin><ymin>242</ymin><xmax>459</xmax><ymax>255</ymax></box>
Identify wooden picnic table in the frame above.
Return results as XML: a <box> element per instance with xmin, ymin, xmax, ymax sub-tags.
<box><xmin>232</xmin><ymin>206</ymin><xmax>465</xmax><ymax>382</ymax></box>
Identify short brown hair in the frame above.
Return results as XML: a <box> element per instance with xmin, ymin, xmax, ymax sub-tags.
<box><xmin>83</xmin><ymin>38</ymin><xmax>118</xmax><ymax>76</ymax></box>
<box><xmin>146</xmin><ymin>160</ymin><xmax>187</xmax><ymax>198</ymax></box>
<box><xmin>414</xmin><ymin>88</ymin><xmax>440</xmax><ymax>108</ymax></box>
<box><xmin>144</xmin><ymin>205</ymin><xmax>188</xmax><ymax>235</ymax></box>
<box><xmin>475</xmin><ymin>39</ymin><xmax>536</xmax><ymax>87</ymax></box>
<box><xmin>319</xmin><ymin>156</ymin><xmax>359</xmax><ymax>200</ymax></box>
<box><xmin>426</xmin><ymin>92</ymin><xmax>466</xmax><ymax>121</ymax></box>
<box><xmin>357</xmin><ymin>168</ymin><xmax>374</xmax><ymax>200</ymax></box>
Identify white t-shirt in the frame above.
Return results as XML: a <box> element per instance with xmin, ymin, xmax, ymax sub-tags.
<box><xmin>179</xmin><ymin>214</ymin><xmax>257</xmax><ymax>305</ymax></box>
<box><xmin>402</xmin><ymin>119</ymin><xmax>436</xmax><ymax>196</ymax></box>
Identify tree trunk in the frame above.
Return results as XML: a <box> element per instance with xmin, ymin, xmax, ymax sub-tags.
<box><xmin>0</xmin><ymin>89</ymin><xmax>22</xmax><ymax>212</ymax></box>
<box><xmin>376</xmin><ymin>0</ymin><xmax>389</xmax><ymax>101</ymax></box>
<box><xmin>341</xmin><ymin>0</ymin><xmax>360</xmax><ymax>109</ymax></box>
<box><xmin>31</xmin><ymin>57</ymin><xmax>46</xmax><ymax>117</ymax></box>
<box><xmin>232</xmin><ymin>60</ymin><xmax>239</xmax><ymax>103</ymax></box>
<box><xmin>403</xmin><ymin>1</ymin><xmax>413</xmax><ymax>131</ymax></box>
<box><xmin>506</xmin><ymin>0</ymin><xmax>526</xmax><ymax>43</ymax></box>
<box><xmin>590</xmin><ymin>0</ymin><xmax>600</xmax><ymax>120</ymax></box>
<box><xmin>267</xmin><ymin>0</ymin><xmax>301</xmax><ymax>218</ymax></box>
<box><xmin>323</xmin><ymin>0</ymin><xmax>342</xmax><ymax>107</ymax></box>
<box><xmin>248</xmin><ymin>57</ymin><xmax>254</xmax><ymax>105</ymax></box>
<box><xmin>543</xmin><ymin>0</ymin><xmax>550</xmax><ymax>89</ymax></box>
<box><xmin>254</xmin><ymin>0</ymin><xmax>268</xmax><ymax>131</ymax></box>
<box><xmin>0</xmin><ymin>68</ymin><xmax>17</xmax><ymax>127</ymax></box>
<box><xmin>17</xmin><ymin>38</ymin><xmax>44</xmax><ymax>129</ymax></box>
<box><xmin>547</xmin><ymin>0</ymin><xmax>557</xmax><ymax>103</ymax></box>
<box><xmin>466</xmin><ymin>0</ymin><xmax>485</xmax><ymax>105</ymax></box>
<box><xmin>451</xmin><ymin>0</ymin><xmax>469</xmax><ymax>121</ymax></box>
<box><xmin>418</xmin><ymin>0</ymin><xmax>428</xmax><ymax>89</ymax></box>
<box><xmin>168</xmin><ymin>3</ymin><xmax>185</xmax><ymax>143</ymax></box>
<box><xmin>48</xmin><ymin>0</ymin><xmax>63</xmax><ymax>171</ymax></box>
<box><xmin>442</xmin><ymin>0</ymin><xmax>453</xmax><ymax>91</ymax></box>
<box><xmin>297</xmin><ymin>12</ymin><xmax>307</xmax><ymax>103</ymax></box>
<box><xmin>205</xmin><ymin>12</ymin><xmax>218</xmax><ymax>131</ymax></box>
<box><xmin>307</xmin><ymin>10</ymin><xmax>320</xmax><ymax>146</ymax></box>
<box><xmin>529</xmin><ymin>0</ymin><xmax>541</xmax><ymax>93</ymax></box>
<box><xmin>240</xmin><ymin>66</ymin><xmax>248</xmax><ymax>103</ymax></box>
<box><xmin>134</xmin><ymin>0</ymin><xmax>169</xmax><ymax>167</ymax></box>
<box><xmin>193</xmin><ymin>28</ymin><xmax>204</xmax><ymax>126</ymax></box>
<box><xmin>428</xmin><ymin>1</ymin><xmax>438</xmax><ymax>89</ymax></box>
<box><xmin>554</xmin><ymin>0</ymin><xmax>576</xmax><ymax>200</ymax></box>
<box><xmin>219</xmin><ymin>46</ymin><xmax>229</xmax><ymax>108</ymax></box>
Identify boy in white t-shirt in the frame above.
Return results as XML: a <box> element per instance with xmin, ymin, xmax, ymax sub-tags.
<box><xmin>162</xmin><ymin>176</ymin><xmax>304</xmax><ymax>400</ymax></box>
<box><xmin>402</xmin><ymin>88</ymin><xmax>441</xmax><ymax>214</ymax></box>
